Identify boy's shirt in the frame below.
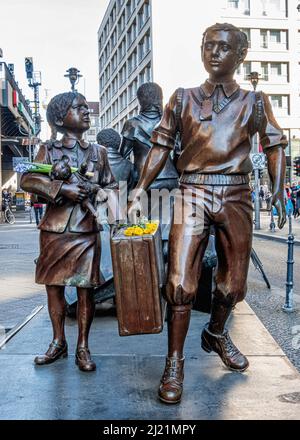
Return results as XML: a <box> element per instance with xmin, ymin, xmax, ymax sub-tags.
<box><xmin>151</xmin><ymin>79</ymin><xmax>288</xmax><ymax>175</ymax></box>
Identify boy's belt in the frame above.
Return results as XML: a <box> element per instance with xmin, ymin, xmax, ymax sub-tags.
<box><xmin>180</xmin><ymin>173</ymin><xmax>250</xmax><ymax>186</ymax></box>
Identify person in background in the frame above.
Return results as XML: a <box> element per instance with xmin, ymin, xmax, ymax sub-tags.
<box><xmin>2</xmin><ymin>188</ymin><xmax>12</xmax><ymax>211</ymax></box>
<box><xmin>291</xmin><ymin>182</ymin><xmax>298</xmax><ymax>217</ymax></box>
<box><xmin>31</xmin><ymin>193</ymin><xmax>43</xmax><ymax>226</ymax></box>
<box><xmin>259</xmin><ymin>185</ymin><xmax>265</xmax><ymax>209</ymax></box>
<box><xmin>295</xmin><ymin>181</ymin><xmax>300</xmax><ymax>218</ymax></box>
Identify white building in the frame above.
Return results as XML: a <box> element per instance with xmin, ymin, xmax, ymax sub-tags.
<box><xmin>98</xmin><ymin>0</ymin><xmax>300</xmax><ymax>168</ymax></box>
<box><xmin>84</xmin><ymin>102</ymin><xmax>100</xmax><ymax>143</ymax></box>
<box><xmin>98</xmin><ymin>0</ymin><xmax>152</xmax><ymax>132</ymax></box>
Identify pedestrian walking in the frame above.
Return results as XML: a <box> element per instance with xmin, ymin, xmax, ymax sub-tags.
<box><xmin>31</xmin><ymin>194</ymin><xmax>43</xmax><ymax>226</ymax></box>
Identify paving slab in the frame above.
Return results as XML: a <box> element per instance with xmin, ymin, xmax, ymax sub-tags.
<box><xmin>1</xmin><ymin>302</ymin><xmax>300</xmax><ymax>420</ymax></box>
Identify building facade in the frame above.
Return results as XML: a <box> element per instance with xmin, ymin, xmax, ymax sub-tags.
<box><xmin>0</xmin><ymin>60</ymin><xmax>35</xmax><ymax>205</ymax></box>
<box><xmin>84</xmin><ymin>101</ymin><xmax>100</xmax><ymax>143</ymax></box>
<box><xmin>98</xmin><ymin>0</ymin><xmax>152</xmax><ymax>132</ymax></box>
<box><xmin>98</xmin><ymin>0</ymin><xmax>300</xmax><ymax>175</ymax></box>
<box><xmin>221</xmin><ymin>0</ymin><xmax>300</xmax><ymax>172</ymax></box>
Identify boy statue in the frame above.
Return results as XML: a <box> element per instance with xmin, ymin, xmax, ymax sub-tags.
<box><xmin>21</xmin><ymin>92</ymin><xmax>117</xmax><ymax>372</ymax></box>
<box><xmin>129</xmin><ymin>23</ymin><xmax>287</xmax><ymax>403</ymax></box>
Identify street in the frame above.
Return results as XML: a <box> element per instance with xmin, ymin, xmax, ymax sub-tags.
<box><xmin>0</xmin><ymin>214</ymin><xmax>300</xmax><ymax>372</ymax></box>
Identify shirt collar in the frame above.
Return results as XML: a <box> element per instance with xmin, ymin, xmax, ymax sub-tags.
<box><xmin>52</xmin><ymin>136</ymin><xmax>90</xmax><ymax>149</ymax></box>
<box><xmin>200</xmin><ymin>79</ymin><xmax>240</xmax><ymax>98</ymax></box>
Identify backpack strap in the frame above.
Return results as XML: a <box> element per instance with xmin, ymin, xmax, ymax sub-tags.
<box><xmin>175</xmin><ymin>87</ymin><xmax>184</xmax><ymax>134</ymax></box>
<box><xmin>173</xmin><ymin>88</ymin><xmax>184</xmax><ymax>160</ymax></box>
<box><xmin>255</xmin><ymin>91</ymin><xmax>264</xmax><ymax>133</ymax></box>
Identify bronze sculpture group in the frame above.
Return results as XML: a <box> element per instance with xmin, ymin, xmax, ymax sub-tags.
<box><xmin>21</xmin><ymin>23</ymin><xmax>287</xmax><ymax>404</ymax></box>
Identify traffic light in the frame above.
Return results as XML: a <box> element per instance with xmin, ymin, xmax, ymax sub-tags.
<box><xmin>25</xmin><ymin>57</ymin><xmax>33</xmax><ymax>80</ymax></box>
<box><xmin>293</xmin><ymin>157</ymin><xmax>300</xmax><ymax>177</ymax></box>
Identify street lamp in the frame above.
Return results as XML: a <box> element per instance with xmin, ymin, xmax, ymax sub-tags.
<box><xmin>248</xmin><ymin>71</ymin><xmax>262</xmax><ymax>230</ymax></box>
<box><xmin>64</xmin><ymin>67</ymin><xmax>82</xmax><ymax>92</ymax></box>
<box><xmin>248</xmin><ymin>71</ymin><xmax>260</xmax><ymax>91</ymax></box>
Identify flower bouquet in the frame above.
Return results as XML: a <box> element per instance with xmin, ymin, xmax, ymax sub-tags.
<box><xmin>14</xmin><ymin>161</ymin><xmax>94</xmax><ymax>178</ymax></box>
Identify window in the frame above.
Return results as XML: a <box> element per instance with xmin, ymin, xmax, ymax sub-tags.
<box><xmin>107</xmin><ymin>108</ymin><xmax>112</xmax><ymax>124</ymax></box>
<box><xmin>99</xmin><ymin>35</ymin><xmax>105</xmax><ymax>51</ymax></box>
<box><xmin>227</xmin><ymin>0</ymin><xmax>250</xmax><ymax>14</ymax></box>
<box><xmin>139</xmin><ymin>63</ymin><xmax>152</xmax><ymax>85</ymax></box>
<box><xmin>118</xmin><ymin>38</ymin><xmax>126</xmax><ymax>61</ymax></box>
<box><xmin>270</xmin><ymin>30</ymin><xmax>280</xmax><ymax>43</ymax></box>
<box><xmin>112</xmin><ymin>100</ymin><xmax>119</xmax><ymax>118</ymax></box>
<box><xmin>261</xmin><ymin>62</ymin><xmax>269</xmax><ymax>81</ymax></box>
<box><xmin>100</xmin><ymin>95</ymin><xmax>105</xmax><ymax>109</ymax></box>
<box><xmin>111</xmin><ymin>30</ymin><xmax>117</xmax><ymax>48</ymax></box>
<box><xmin>269</xmin><ymin>94</ymin><xmax>289</xmax><ymax>115</ymax></box>
<box><xmin>228</xmin><ymin>0</ymin><xmax>239</xmax><ymax>8</ymax></box>
<box><xmin>270</xmin><ymin>62</ymin><xmax>281</xmax><ymax>76</ymax></box>
<box><xmin>260</xmin><ymin>30</ymin><xmax>268</xmax><ymax>48</ymax></box>
<box><xmin>138</xmin><ymin>33</ymin><xmax>151</xmax><ymax>62</ymax></box>
<box><xmin>128</xmin><ymin>79</ymin><xmax>138</xmax><ymax>102</ymax></box>
<box><xmin>260</xmin><ymin>29</ymin><xmax>287</xmax><ymax>49</ymax></box>
<box><xmin>120</xmin><ymin>90</ymin><xmax>128</xmax><ymax>111</ymax></box>
<box><xmin>126</xmin><ymin>0</ymin><xmax>135</xmax><ymax>22</ymax></box>
<box><xmin>111</xmin><ymin>53</ymin><xmax>118</xmax><ymax>72</ymax></box>
<box><xmin>242</xmin><ymin>61</ymin><xmax>251</xmax><ymax>80</ymax></box>
<box><xmin>260</xmin><ymin>0</ymin><xmax>284</xmax><ymax>16</ymax></box>
<box><xmin>128</xmin><ymin>50</ymin><xmax>137</xmax><ymax>75</ymax></box>
<box><xmin>100</xmin><ymin>55</ymin><xmax>105</xmax><ymax>70</ymax></box>
<box><xmin>270</xmin><ymin>95</ymin><xmax>282</xmax><ymax>108</ymax></box>
<box><xmin>117</xmin><ymin>0</ymin><xmax>125</xmax><ymax>12</ymax></box>
<box><xmin>138</xmin><ymin>1</ymin><xmax>150</xmax><ymax>29</ymax></box>
<box><xmin>112</xmin><ymin>76</ymin><xmax>118</xmax><ymax>95</ymax></box>
<box><xmin>119</xmin><ymin>65</ymin><xmax>127</xmax><ymax>86</ymax></box>
<box><xmin>127</xmin><ymin>20</ymin><xmax>137</xmax><ymax>48</ymax></box>
<box><xmin>118</xmin><ymin>13</ymin><xmax>125</xmax><ymax>36</ymax></box>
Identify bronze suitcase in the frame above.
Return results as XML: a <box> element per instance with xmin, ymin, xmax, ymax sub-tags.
<box><xmin>111</xmin><ymin>225</ymin><xmax>166</xmax><ymax>336</ymax></box>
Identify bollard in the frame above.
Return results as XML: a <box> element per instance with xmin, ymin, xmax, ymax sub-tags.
<box><xmin>282</xmin><ymin>213</ymin><xmax>295</xmax><ymax>313</ymax></box>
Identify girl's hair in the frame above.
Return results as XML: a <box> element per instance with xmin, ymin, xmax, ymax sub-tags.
<box><xmin>46</xmin><ymin>91</ymin><xmax>85</xmax><ymax>133</ymax></box>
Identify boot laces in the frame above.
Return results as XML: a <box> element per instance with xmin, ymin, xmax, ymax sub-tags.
<box><xmin>223</xmin><ymin>333</ymin><xmax>239</xmax><ymax>356</ymax></box>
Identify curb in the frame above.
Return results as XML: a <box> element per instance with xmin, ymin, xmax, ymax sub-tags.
<box><xmin>253</xmin><ymin>232</ymin><xmax>300</xmax><ymax>246</ymax></box>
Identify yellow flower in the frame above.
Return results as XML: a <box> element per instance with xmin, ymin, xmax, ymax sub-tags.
<box><xmin>133</xmin><ymin>226</ymin><xmax>144</xmax><ymax>236</ymax></box>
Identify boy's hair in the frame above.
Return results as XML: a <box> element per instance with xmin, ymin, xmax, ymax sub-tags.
<box><xmin>137</xmin><ymin>82</ymin><xmax>163</xmax><ymax>113</ymax></box>
<box><xmin>97</xmin><ymin>128</ymin><xmax>121</xmax><ymax>151</ymax></box>
<box><xmin>46</xmin><ymin>91</ymin><xmax>85</xmax><ymax>133</ymax></box>
<box><xmin>202</xmin><ymin>23</ymin><xmax>248</xmax><ymax>56</ymax></box>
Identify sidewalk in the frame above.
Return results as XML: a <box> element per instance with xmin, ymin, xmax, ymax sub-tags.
<box><xmin>0</xmin><ymin>300</ymin><xmax>300</xmax><ymax>419</ymax></box>
<box><xmin>253</xmin><ymin>211</ymin><xmax>300</xmax><ymax>245</ymax></box>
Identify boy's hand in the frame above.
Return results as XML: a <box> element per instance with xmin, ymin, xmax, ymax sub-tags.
<box><xmin>59</xmin><ymin>183</ymin><xmax>89</xmax><ymax>203</ymax></box>
<box><xmin>127</xmin><ymin>198</ymin><xmax>143</xmax><ymax>224</ymax></box>
<box><xmin>272</xmin><ymin>191</ymin><xmax>286</xmax><ymax>229</ymax></box>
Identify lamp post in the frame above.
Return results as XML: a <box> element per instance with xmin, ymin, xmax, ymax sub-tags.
<box><xmin>248</xmin><ymin>71</ymin><xmax>262</xmax><ymax>230</ymax></box>
<box><xmin>24</xmin><ymin>57</ymin><xmax>42</xmax><ymax>136</ymax></box>
<box><xmin>64</xmin><ymin>67</ymin><xmax>82</xmax><ymax>92</ymax></box>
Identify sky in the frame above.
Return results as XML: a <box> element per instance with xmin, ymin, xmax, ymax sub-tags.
<box><xmin>0</xmin><ymin>0</ymin><xmax>110</xmax><ymax>138</ymax></box>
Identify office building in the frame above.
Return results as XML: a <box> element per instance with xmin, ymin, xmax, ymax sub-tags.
<box><xmin>98</xmin><ymin>0</ymin><xmax>300</xmax><ymax>171</ymax></box>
